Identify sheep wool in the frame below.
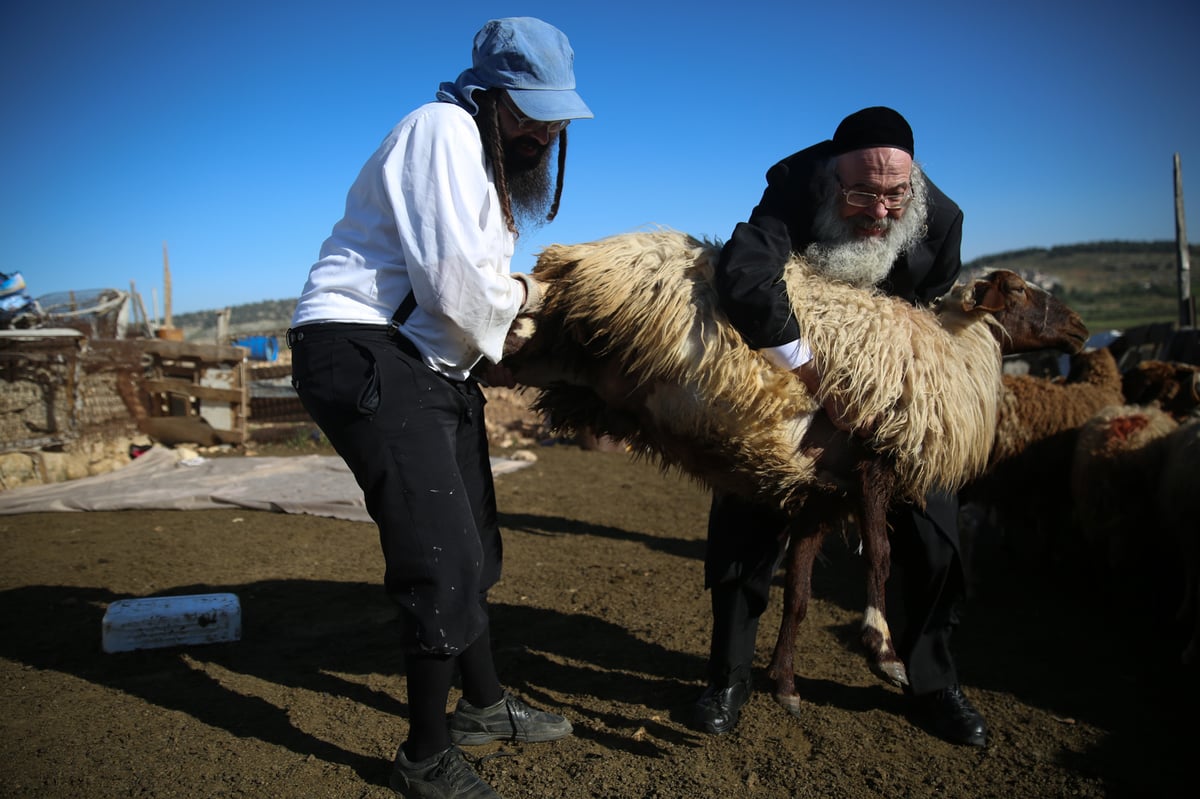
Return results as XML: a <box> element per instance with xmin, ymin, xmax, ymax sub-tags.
<box><xmin>783</xmin><ymin>256</ymin><xmax>1003</xmax><ymax>501</ymax></box>
<box><xmin>989</xmin><ymin>346</ymin><xmax>1124</xmax><ymax>467</ymax></box>
<box><xmin>529</xmin><ymin>229</ymin><xmax>1006</xmax><ymax>506</ymax></box>
<box><xmin>1071</xmin><ymin>403</ymin><xmax>1179</xmax><ymax>572</ymax></box>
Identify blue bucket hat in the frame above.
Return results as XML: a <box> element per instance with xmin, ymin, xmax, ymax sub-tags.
<box><xmin>436</xmin><ymin>17</ymin><xmax>593</xmax><ymax>122</ymax></box>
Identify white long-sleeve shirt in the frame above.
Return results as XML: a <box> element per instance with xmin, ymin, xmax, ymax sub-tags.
<box><xmin>292</xmin><ymin>101</ymin><xmax>524</xmax><ymax>380</ymax></box>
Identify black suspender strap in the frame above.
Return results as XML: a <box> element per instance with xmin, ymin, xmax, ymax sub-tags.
<box><xmin>389</xmin><ymin>289</ymin><xmax>418</xmax><ymax>330</ymax></box>
<box><xmin>287</xmin><ymin>290</ymin><xmax>420</xmax><ymax>353</ymax></box>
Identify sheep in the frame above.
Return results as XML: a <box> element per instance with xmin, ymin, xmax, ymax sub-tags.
<box><xmin>1121</xmin><ymin>359</ymin><xmax>1200</xmax><ymax>421</ymax></box>
<box><xmin>959</xmin><ymin>346</ymin><xmax>1125</xmax><ymax>577</ymax></box>
<box><xmin>1070</xmin><ymin>403</ymin><xmax>1179</xmax><ymax>592</ymax></box>
<box><xmin>506</xmin><ymin>229</ymin><xmax>1088</xmax><ymax>710</ymax></box>
<box><xmin>1158</xmin><ymin>419</ymin><xmax>1200</xmax><ymax>664</ymax></box>
<box><xmin>1070</xmin><ymin>404</ymin><xmax>1200</xmax><ymax>665</ymax></box>
<box><xmin>990</xmin><ymin>347</ymin><xmax>1124</xmax><ymax>466</ymax></box>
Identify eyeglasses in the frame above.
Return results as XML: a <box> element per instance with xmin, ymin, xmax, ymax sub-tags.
<box><xmin>839</xmin><ymin>183</ymin><xmax>912</xmax><ymax>210</ymax></box>
<box><xmin>501</xmin><ymin>93</ymin><xmax>570</xmax><ymax>135</ymax></box>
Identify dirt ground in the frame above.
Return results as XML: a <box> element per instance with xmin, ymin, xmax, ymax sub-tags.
<box><xmin>1</xmin><ymin>390</ymin><xmax>1197</xmax><ymax>798</ymax></box>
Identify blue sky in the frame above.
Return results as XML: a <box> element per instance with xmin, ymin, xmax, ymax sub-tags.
<box><xmin>3</xmin><ymin>0</ymin><xmax>1197</xmax><ymax>315</ymax></box>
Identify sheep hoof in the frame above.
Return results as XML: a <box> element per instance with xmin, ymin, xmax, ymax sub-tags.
<box><xmin>772</xmin><ymin>692</ymin><xmax>802</xmax><ymax>714</ymax></box>
<box><xmin>870</xmin><ymin>659</ymin><xmax>909</xmax><ymax>688</ymax></box>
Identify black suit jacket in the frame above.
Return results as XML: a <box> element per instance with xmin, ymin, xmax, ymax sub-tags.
<box><xmin>715</xmin><ymin>140</ymin><xmax>964</xmax><ymax>349</ymax></box>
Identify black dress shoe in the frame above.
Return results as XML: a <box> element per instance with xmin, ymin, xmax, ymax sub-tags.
<box><xmin>692</xmin><ymin>680</ymin><xmax>751</xmax><ymax>735</ymax></box>
<box><xmin>910</xmin><ymin>685</ymin><xmax>988</xmax><ymax>746</ymax></box>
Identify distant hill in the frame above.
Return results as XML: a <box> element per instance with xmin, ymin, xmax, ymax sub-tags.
<box><xmin>962</xmin><ymin>241</ymin><xmax>1197</xmax><ymax>332</ymax></box>
<box><xmin>174</xmin><ymin>241</ymin><xmax>1198</xmax><ymax>343</ymax></box>
<box><xmin>173</xmin><ymin>298</ymin><xmax>296</xmax><ymax>344</ymax></box>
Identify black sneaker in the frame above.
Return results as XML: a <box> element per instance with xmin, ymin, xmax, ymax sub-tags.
<box><xmin>448</xmin><ymin>692</ymin><xmax>573</xmax><ymax>746</ymax></box>
<box><xmin>389</xmin><ymin>745</ymin><xmax>500</xmax><ymax>799</ymax></box>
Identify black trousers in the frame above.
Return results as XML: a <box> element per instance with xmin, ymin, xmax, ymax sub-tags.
<box><xmin>289</xmin><ymin>323</ymin><xmax>501</xmax><ymax>655</ymax></box>
<box><xmin>703</xmin><ymin>489</ymin><xmax>965</xmax><ymax>696</ymax></box>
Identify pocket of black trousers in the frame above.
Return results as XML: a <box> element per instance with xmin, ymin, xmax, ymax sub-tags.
<box><xmin>292</xmin><ymin>337</ymin><xmax>380</xmax><ymax>418</ymax></box>
<box><xmin>355</xmin><ymin>345</ymin><xmax>381</xmax><ymax>416</ymax></box>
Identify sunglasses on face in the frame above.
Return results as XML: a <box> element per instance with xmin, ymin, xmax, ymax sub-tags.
<box><xmin>501</xmin><ymin>92</ymin><xmax>570</xmax><ymax>135</ymax></box>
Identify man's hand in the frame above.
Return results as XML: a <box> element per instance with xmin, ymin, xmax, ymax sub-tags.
<box><xmin>790</xmin><ymin>362</ymin><xmax>877</xmax><ymax>437</ymax></box>
<box><xmin>514</xmin><ymin>273</ymin><xmax>547</xmax><ymax>315</ymax></box>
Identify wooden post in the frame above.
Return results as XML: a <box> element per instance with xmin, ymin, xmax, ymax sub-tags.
<box><xmin>162</xmin><ymin>241</ymin><xmax>173</xmax><ymax>330</ymax></box>
<box><xmin>215</xmin><ymin>307</ymin><xmax>230</xmax><ymax>344</ymax></box>
<box><xmin>155</xmin><ymin>241</ymin><xmax>184</xmax><ymax>340</ymax></box>
<box><xmin>1175</xmin><ymin>153</ymin><xmax>1194</xmax><ymax>328</ymax></box>
<box><xmin>133</xmin><ymin>289</ymin><xmax>154</xmax><ymax>338</ymax></box>
<box><xmin>129</xmin><ymin>280</ymin><xmax>145</xmax><ymax>337</ymax></box>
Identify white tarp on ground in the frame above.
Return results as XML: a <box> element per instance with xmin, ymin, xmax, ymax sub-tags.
<box><xmin>0</xmin><ymin>446</ymin><xmax>532</xmax><ymax>523</ymax></box>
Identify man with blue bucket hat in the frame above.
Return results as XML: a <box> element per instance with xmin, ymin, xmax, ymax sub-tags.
<box><xmin>288</xmin><ymin>17</ymin><xmax>591</xmax><ymax>798</ymax></box>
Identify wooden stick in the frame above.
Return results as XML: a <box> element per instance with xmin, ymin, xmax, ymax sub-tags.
<box><xmin>162</xmin><ymin>241</ymin><xmax>174</xmax><ymax>329</ymax></box>
<box><xmin>131</xmin><ymin>281</ymin><xmax>154</xmax><ymax>337</ymax></box>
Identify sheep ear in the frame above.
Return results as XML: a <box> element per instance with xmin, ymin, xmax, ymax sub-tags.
<box><xmin>970</xmin><ymin>279</ymin><xmax>1007</xmax><ymax>313</ymax></box>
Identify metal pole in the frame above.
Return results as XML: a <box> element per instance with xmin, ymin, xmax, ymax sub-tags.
<box><xmin>1175</xmin><ymin>153</ymin><xmax>1194</xmax><ymax>328</ymax></box>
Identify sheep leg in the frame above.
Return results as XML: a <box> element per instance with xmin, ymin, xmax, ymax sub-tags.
<box><xmin>768</xmin><ymin>524</ymin><xmax>826</xmax><ymax>713</ymax></box>
<box><xmin>857</xmin><ymin>460</ymin><xmax>908</xmax><ymax>687</ymax></box>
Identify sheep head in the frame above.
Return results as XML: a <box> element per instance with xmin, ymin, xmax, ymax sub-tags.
<box><xmin>950</xmin><ymin>269</ymin><xmax>1088</xmax><ymax>356</ymax></box>
<box><xmin>1122</xmin><ymin>360</ymin><xmax>1200</xmax><ymax>420</ymax></box>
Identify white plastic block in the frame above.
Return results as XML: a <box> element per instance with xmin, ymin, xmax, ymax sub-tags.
<box><xmin>102</xmin><ymin>593</ymin><xmax>242</xmax><ymax>653</ymax></box>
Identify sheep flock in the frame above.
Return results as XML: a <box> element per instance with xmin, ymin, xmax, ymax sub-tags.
<box><xmin>507</xmin><ymin>229</ymin><xmax>1200</xmax><ymax>669</ymax></box>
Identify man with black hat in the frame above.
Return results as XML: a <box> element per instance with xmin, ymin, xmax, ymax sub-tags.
<box><xmin>288</xmin><ymin>17</ymin><xmax>591</xmax><ymax>798</ymax></box>
<box><xmin>691</xmin><ymin>106</ymin><xmax>988</xmax><ymax>748</ymax></box>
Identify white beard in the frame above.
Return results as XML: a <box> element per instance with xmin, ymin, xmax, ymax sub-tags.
<box><xmin>803</xmin><ymin>166</ymin><xmax>929</xmax><ymax>289</ymax></box>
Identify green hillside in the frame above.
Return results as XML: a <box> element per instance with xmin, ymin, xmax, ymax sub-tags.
<box><xmin>173</xmin><ymin>298</ymin><xmax>296</xmax><ymax>343</ymax></box>
<box><xmin>966</xmin><ymin>241</ymin><xmax>1196</xmax><ymax>332</ymax></box>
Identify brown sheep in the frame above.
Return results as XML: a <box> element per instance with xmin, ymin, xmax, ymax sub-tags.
<box><xmin>1071</xmin><ymin>404</ymin><xmax>1200</xmax><ymax>665</ymax></box>
<box><xmin>1071</xmin><ymin>404</ymin><xmax>1179</xmax><ymax>588</ymax></box>
<box><xmin>991</xmin><ymin>347</ymin><xmax>1124</xmax><ymax>466</ymax></box>
<box><xmin>959</xmin><ymin>347</ymin><xmax>1125</xmax><ymax>578</ymax></box>
<box><xmin>506</xmin><ymin>230</ymin><xmax>1088</xmax><ymax>709</ymax></box>
<box><xmin>1122</xmin><ymin>360</ymin><xmax>1200</xmax><ymax>421</ymax></box>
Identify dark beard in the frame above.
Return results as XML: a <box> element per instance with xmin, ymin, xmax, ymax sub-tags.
<box><xmin>504</xmin><ymin>137</ymin><xmax>554</xmax><ymax>233</ymax></box>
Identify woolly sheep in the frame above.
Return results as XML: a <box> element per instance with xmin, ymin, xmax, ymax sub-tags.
<box><xmin>1071</xmin><ymin>404</ymin><xmax>1178</xmax><ymax>583</ymax></box>
<box><xmin>960</xmin><ymin>346</ymin><xmax>1125</xmax><ymax>576</ymax></box>
<box><xmin>991</xmin><ymin>347</ymin><xmax>1124</xmax><ymax>466</ymax></box>
<box><xmin>1122</xmin><ymin>360</ymin><xmax>1200</xmax><ymax>421</ymax></box>
<box><xmin>507</xmin><ymin>229</ymin><xmax>1088</xmax><ymax>708</ymax></box>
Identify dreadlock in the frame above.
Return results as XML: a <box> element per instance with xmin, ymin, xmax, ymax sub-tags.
<box><xmin>547</xmin><ymin>130</ymin><xmax>567</xmax><ymax>222</ymax></box>
<box><xmin>475</xmin><ymin>90</ymin><xmax>567</xmax><ymax>237</ymax></box>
